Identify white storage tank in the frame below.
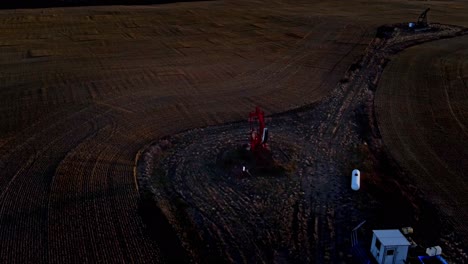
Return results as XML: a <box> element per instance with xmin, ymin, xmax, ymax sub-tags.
<box><xmin>351</xmin><ymin>169</ymin><xmax>360</xmax><ymax>191</ymax></box>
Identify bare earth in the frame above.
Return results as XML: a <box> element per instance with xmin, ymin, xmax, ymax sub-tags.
<box><xmin>0</xmin><ymin>0</ymin><xmax>467</xmax><ymax>263</ymax></box>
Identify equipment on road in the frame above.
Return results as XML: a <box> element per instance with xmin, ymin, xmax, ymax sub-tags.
<box><xmin>417</xmin><ymin>8</ymin><xmax>430</xmax><ymax>28</ymax></box>
<box><xmin>408</xmin><ymin>8</ymin><xmax>430</xmax><ymax>32</ymax></box>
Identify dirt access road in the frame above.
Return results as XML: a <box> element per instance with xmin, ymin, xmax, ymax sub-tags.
<box><xmin>0</xmin><ymin>0</ymin><xmax>467</xmax><ymax>262</ymax></box>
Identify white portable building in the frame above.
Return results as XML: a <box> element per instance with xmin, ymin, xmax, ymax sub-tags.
<box><xmin>370</xmin><ymin>229</ymin><xmax>410</xmax><ymax>264</ymax></box>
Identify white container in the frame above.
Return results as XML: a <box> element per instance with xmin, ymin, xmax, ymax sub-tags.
<box><xmin>351</xmin><ymin>169</ymin><xmax>360</xmax><ymax>191</ymax></box>
<box><xmin>426</xmin><ymin>246</ymin><xmax>442</xmax><ymax>256</ymax></box>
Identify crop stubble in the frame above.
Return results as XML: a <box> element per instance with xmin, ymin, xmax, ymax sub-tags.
<box><xmin>0</xmin><ymin>0</ymin><xmax>467</xmax><ymax>262</ymax></box>
<box><xmin>375</xmin><ymin>35</ymin><xmax>468</xmax><ymax>245</ymax></box>
<box><xmin>0</xmin><ymin>1</ymin><xmax>373</xmax><ymax>263</ymax></box>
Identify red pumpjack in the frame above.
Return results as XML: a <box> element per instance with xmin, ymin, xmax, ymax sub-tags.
<box><xmin>248</xmin><ymin>107</ymin><xmax>270</xmax><ymax>164</ymax></box>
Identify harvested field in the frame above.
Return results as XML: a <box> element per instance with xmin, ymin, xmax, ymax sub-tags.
<box><xmin>0</xmin><ymin>3</ymin><xmax>373</xmax><ymax>263</ymax></box>
<box><xmin>0</xmin><ymin>0</ymin><xmax>467</xmax><ymax>263</ymax></box>
<box><xmin>375</xmin><ymin>35</ymin><xmax>468</xmax><ymax>247</ymax></box>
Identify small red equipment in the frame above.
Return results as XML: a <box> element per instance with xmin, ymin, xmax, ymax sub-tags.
<box><xmin>248</xmin><ymin>107</ymin><xmax>269</xmax><ymax>152</ymax></box>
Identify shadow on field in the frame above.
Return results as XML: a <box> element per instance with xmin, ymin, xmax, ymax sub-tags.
<box><xmin>138</xmin><ymin>191</ymin><xmax>191</xmax><ymax>264</ymax></box>
<box><xmin>138</xmin><ymin>190</ymin><xmax>226</xmax><ymax>263</ymax></box>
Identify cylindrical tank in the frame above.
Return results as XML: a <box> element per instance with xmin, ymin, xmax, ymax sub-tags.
<box><xmin>351</xmin><ymin>169</ymin><xmax>360</xmax><ymax>191</ymax></box>
<box><xmin>426</xmin><ymin>246</ymin><xmax>442</xmax><ymax>256</ymax></box>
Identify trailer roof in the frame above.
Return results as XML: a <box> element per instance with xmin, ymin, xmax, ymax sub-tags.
<box><xmin>373</xmin><ymin>229</ymin><xmax>411</xmax><ymax>246</ymax></box>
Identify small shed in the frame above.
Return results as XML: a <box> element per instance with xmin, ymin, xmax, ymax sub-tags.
<box><xmin>370</xmin><ymin>229</ymin><xmax>411</xmax><ymax>264</ymax></box>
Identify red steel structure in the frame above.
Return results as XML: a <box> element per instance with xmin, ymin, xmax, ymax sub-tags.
<box><xmin>248</xmin><ymin>106</ymin><xmax>268</xmax><ymax>152</ymax></box>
